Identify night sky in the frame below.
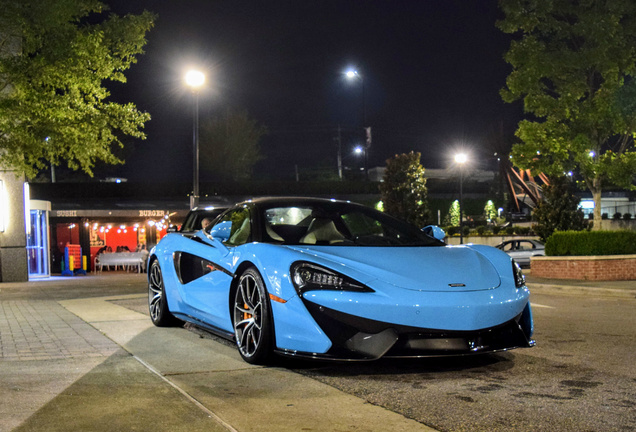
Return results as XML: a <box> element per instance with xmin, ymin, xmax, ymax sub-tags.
<box><xmin>103</xmin><ymin>0</ymin><xmax>522</xmax><ymax>183</ymax></box>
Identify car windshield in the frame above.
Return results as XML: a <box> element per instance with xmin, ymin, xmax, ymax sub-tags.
<box><xmin>261</xmin><ymin>202</ymin><xmax>443</xmax><ymax>247</ymax></box>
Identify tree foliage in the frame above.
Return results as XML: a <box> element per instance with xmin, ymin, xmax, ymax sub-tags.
<box><xmin>533</xmin><ymin>176</ymin><xmax>587</xmax><ymax>242</ymax></box>
<box><xmin>444</xmin><ymin>200</ymin><xmax>460</xmax><ymax>227</ymax></box>
<box><xmin>379</xmin><ymin>151</ymin><xmax>430</xmax><ymax>227</ymax></box>
<box><xmin>0</xmin><ymin>0</ymin><xmax>154</xmax><ymax>177</ymax></box>
<box><xmin>498</xmin><ymin>0</ymin><xmax>636</xmax><ymax>228</ymax></box>
<box><xmin>484</xmin><ymin>200</ymin><xmax>497</xmax><ymax>221</ymax></box>
<box><xmin>199</xmin><ymin>109</ymin><xmax>268</xmax><ymax>182</ymax></box>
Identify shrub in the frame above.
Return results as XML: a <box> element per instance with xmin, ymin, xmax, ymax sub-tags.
<box><xmin>532</xmin><ymin>176</ymin><xmax>587</xmax><ymax>241</ymax></box>
<box><xmin>545</xmin><ymin>230</ymin><xmax>636</xmax><ymax>256</ymax></box>
<box><xmin>613</xmin><ymin>212</ymin><xmax>622</xmax><ymax>220</ymax></box>
<box><xmin>602</xmin><ymin>213</ymin><xmax>609</xmax><ymax>219</ymax></box>
<box><xmin>476</xmin><ymin>225</ymin><xmax>487</xmax><ymax>235</ymax></box>
<box><xmin>446</xmin><ymin>226</ymin><xmax>459</xmax><ymax>236</ymax></box>
<box><xmin>623</xmin><ymin>213</ymin><xmax>632</xmax><ymax>220</ymax></box>
<box><xmin>462</xmin><ymin>225</ymin><xmax>470</xmax><ymax>237</ymax></box>
<box><xmin>492</xmin><ymin>226</ymin><xmax>501</xmax><ymax>235</ymax></box>
<box><xmin>516</xmin><ymin>226</ymin><xmax>531</xmax><ymax>235</ymax></box>
<box><xmin>504</xmin><ymin>226</ymin><xmax>515</xmax><ymax>235</ymax></box>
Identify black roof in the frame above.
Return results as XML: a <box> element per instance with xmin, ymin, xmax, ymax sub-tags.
<box><xmin>237</xmin><ymin>196</ymin><xmax>363</xmax><ymax>207</ymax></box>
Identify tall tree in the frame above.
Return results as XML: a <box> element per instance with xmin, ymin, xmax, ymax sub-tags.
<box><xmin>533</xmin><ymin>176</ymin><xmax>587</xmax><ymax>241</ymax></box>
<box><xmin>0</xmin><ymin>0</ymin><xmax>154</xmax><ymax>177</ymax></box>
<box><xmin>379</xmin><ymin>151</ymin><xmax>430</xmax><ymax>227</ymax></box>
<box><xmin>484</xmin><ymin>200</ymin><xmax>498</xmax><ymax>222</ymax></box>
<box><xmin>445</xmin><ymin>200</ymin><xmax>460</xmax><ymax>227</ymax></box>
<box><xmin>200</xmin><ymin>109</ymin><xmax>268</xmax><ymax>181</ymax></box>
<box><xmin>498</xmin><ymin>0</ymin><xmax>636</xmax><ymax>229</ymax></box>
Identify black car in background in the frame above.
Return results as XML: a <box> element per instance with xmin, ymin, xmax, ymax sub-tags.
<box><xmin>169</xmin><ymin>206</ymin><xmax>227</xmax><ymax>237</ymax></box>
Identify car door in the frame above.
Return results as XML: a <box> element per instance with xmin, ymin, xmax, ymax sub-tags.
<box><xmin>505</xmin><ymin>240</ymin><xmax>531</xmax><ymax>265</ymax></box>
<box><xmin>519</xmin><ymin>240</ymin><xmax>543</xmax><ymax>259</ymax></box>
<box><xmin>178</xmin><ymin>206</ymin><xmax>251</xmax><ymax>332</ymax></box>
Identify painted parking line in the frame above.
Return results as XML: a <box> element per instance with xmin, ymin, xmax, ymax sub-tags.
<box><xmin>531</xmin><ymin>302</ymin><xmax>555</xmax><ymax>309</ymax></box>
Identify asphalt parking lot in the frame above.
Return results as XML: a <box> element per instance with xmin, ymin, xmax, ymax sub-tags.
<box><xmin>0</xmin><ymin>273</ymin><xmax>634</xmax><ymax>432</ymax></box>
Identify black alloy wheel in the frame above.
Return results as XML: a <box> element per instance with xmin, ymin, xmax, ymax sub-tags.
<box><xmin>148</xmin><ymin>260</ymin><xmax>179</xmax><ymax>327</ymax></box>
<box><xmin>233</xmin><ymin>267</ymin><xmax>273</xmax><ymax>364</ymax></box>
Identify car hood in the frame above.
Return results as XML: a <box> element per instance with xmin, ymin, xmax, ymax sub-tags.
<box><xmin>287</xmin><ymin>245</ymin><xmax>501</xmax><ymax>292</ymax></box>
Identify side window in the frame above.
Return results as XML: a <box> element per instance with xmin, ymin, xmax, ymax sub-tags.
<box><xmin>342</xmin><ymin>212</ymin><xmax>384</xmax><ymax>237</ymax></box>
<box><xmin>218</xmin><ymin>207</ymin><xmax>251</xmax><ymax>246</ymax></box>
<box><xmin>181</xmin><ymin>210</ymin><xmax>218</xmax><ymax>232</ymax></box>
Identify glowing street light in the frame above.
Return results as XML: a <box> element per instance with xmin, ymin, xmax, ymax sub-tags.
<box><xmin>454</xmin><ymin>152</ymin><xmax>468</xmax><ymax>244</ymax></box>
<box><xmin>345</xmin><ymin>69</ymin><xmax>359</xmax><ymax>79</ymax></box>
<box><xmin>185</xmin><ymin>69</ymin><xmax>205</xmax><ymax>209</ymax></box>
<box><xmin>185</xmin><ymin>70</ymin><xmax>205</xmax><ymax>88</ymax></box>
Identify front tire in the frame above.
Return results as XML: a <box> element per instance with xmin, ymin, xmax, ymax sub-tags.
<box><xmin>232</xmin><ymin>267</ymin><xmax>274</xmax><ymax>364</ymax></box>
<box><xmin>148</xmin><ymin>260</ymin><xmax>179</xmax><ymax>327</ymax></box>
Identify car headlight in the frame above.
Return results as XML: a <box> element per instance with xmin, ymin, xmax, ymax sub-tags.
<box><xmin>291</xmin><ymin>261</ymin><xmax>374</xmax><ymax>295</ymax></box>
<box><xmin>513</xmin><ymin>260</ymin><xmax>525</xmax><ymax>288</ymax></box>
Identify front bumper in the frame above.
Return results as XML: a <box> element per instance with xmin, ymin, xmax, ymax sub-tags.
<box><xmin>276</xmin><ymin>300</ymin><xmax>535</xmax><ymax>361</ymax></box>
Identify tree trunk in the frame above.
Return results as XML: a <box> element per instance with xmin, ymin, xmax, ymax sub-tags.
<box><xmin>591</xmin><ymin>179</ymin><xmax>603</xmax><ymax>231</ymax></box>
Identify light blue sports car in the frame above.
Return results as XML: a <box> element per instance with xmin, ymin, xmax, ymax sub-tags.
<box><xmin>148</xmin><ymin>197</ymin><xmax>534</xmax><ymax>364</ymax></box>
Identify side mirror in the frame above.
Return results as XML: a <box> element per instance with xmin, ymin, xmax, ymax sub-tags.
<box><xmin>210</xmin><ymin>220</ymin><xmax>232</xmax><ymax>242</ymax></box>
<box><xmin>422</xmin><ymin>225</ymin><xmax>446</xmax><ymax>241</ymax></box>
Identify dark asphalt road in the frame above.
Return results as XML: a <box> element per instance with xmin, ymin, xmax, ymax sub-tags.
<box><xmin>165</xmin><ymin>284</ymin><xmax>636</xmax><ymax>431</ymax></box>
<box><xmin>289</xmin><ymin>291</ymin><xmax>636</xmax><ymax>432</ymax></box>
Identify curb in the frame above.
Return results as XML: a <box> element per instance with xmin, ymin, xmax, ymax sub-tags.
<box><xmin>527</xmin><ymin>283</ymin><xmax>636</xmax><ymax>299</ymax></box>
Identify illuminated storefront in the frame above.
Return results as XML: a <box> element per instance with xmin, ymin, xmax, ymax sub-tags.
<box><xmin>50</xmin><ymin>209</ymin><xmax>173</xmax><ymax>273</ymax></box>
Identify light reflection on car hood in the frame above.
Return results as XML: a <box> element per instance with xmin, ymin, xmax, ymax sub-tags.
<box><xmin>287</xmin><ymin>245</ymin><xmax>501</xmax><ymax>292</ymax></box>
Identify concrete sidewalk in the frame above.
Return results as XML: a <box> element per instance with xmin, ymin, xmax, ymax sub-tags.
<box><xmin>0</xmin><ymin>272</ymin><xmax>633</xmax><ymax>431</ymax></box>
<box><xmin>0</xmin><ymin>274</ymin><xmax>435</xmax><ymax>432</ymax></box>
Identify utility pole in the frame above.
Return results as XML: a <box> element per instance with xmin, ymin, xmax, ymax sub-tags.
<box><xmin>336</xmin><ymin>125</ymin><xmax>343</xmax><ymax>180</ymax></box>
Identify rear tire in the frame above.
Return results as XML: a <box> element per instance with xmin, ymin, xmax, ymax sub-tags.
<box><xmin>232</xmin><ymin>267</ymin><xmax>274</xmax><ymax>364</ymax></box>
<box><xmin>148</xmin><ymin>260</ymin><xmax>179</xmax><ymax>327</ymax></box>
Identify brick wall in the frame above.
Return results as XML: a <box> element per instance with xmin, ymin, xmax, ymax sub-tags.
<box><xmin>531</xmin><ymin>255</ymin><xmax>636</xmax><ymax>281</ymax></box>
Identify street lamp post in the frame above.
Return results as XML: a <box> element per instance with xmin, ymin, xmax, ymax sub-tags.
<box><xmin>345</xmin><ymin>69</ymin><xmax>366</xmax><ymax>125</ymax></box>
<box><xmin>185</xmin><ymin>70</ymin><xmax>205</xmax><ymax>210</ymax></box>
<box><xmin>345</xmin><ymin>68</ymin><xmax>370</xmax><ymax>180</ymax></box>
<box><xmin>455</xmin><ymin>153</ymin><xmax>467</xmax><ymax>245</ymax></box>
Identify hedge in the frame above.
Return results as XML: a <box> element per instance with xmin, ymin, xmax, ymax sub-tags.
<box><xmin>545</xmin><ymin>230</ymin><xmax>636</xmax><ymax>256</ymax></box>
